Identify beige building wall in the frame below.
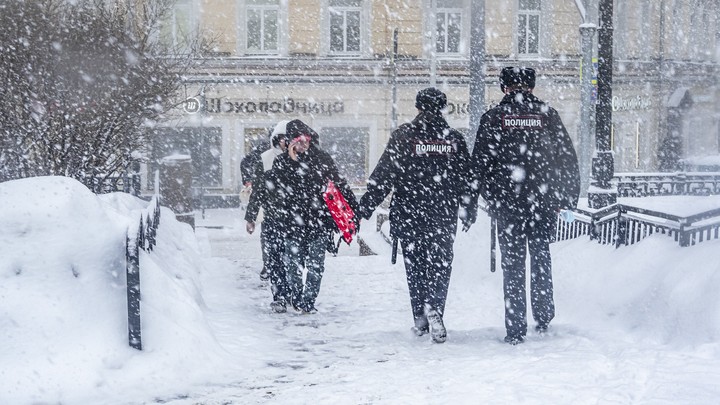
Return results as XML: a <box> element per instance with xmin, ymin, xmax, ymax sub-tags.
<box><xmin>485</xmin><ymin>2</ymin><xmax>514</xmax><ymax>56</ymax></box>
<box><xmin>371</xmin><ymin>0</ymin><xmax>423</xmax><ymax>58</ymax></box>
<box><xmin>550</xmin><ymin>0</ymin><xmax>581</xmax><ymax>56</ymax></box>
<box><xmin>160</xmin><ymin>0</ymin><xmax>720</xmax><ymax>194</ymax></box>
<box><xmin>289</xmin><ymin>0</ymin><xmax>321</xmax><ymax>55</ymax></box>
<box><xmin>201</xmin><ymin>0</ymin><xmax>237</xmax><ymax>55</ymax></box>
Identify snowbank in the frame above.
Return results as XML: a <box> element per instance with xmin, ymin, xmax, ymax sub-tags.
<box><xmin>0</xmin><ymin>176</ymin><xmax>224</xmax><ymax>404</ymax></box>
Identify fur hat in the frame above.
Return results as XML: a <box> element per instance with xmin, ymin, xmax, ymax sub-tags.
<box><xmin>500</xmin><ymin>67</ymin><xmax>536</xmax><ymax>92</ymax></box>
<box><xmin>415</xmin><ymin>87</ymin><xmax>447</xmax><ymax>112</ymax></box>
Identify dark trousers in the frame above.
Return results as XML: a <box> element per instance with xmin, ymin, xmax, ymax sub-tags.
<box><xmin>284</xmin><ymin>236</ymin><xmax>326</xmax><ymax>309</ymax></box>
<box><xmin>261</xmin><ymin>221</ymin><xmax>289</xmax><ymax>303</ymax></box>
<box><xmin>400</xmin><ymin>230</ymin><xmax>455</xmax><ymax>324</ymax></box>
<box><xmin>496</xmin><ymin>217</ymin><xmax>555</xmax><ymax>338</ymax></box>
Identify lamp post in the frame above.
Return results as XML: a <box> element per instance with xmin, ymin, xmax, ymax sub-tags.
<box><xmin>588</xmin><ymin>0</ymin><xmax>617</xmax><ymax>208</ymax></box>
<box><xmin>468</xmin><ymin>0</ymin><xmax>485</xmax><ymax>148</ymax></box>
<box><xmin>575</xmin><ymin>0</ymin><xmax>595</xmax><ymax>198</ymax></box>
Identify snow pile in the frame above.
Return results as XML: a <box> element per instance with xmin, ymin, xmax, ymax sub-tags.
<box><xmin>557</xmin><ymin>234</ymin><xmax>720</xmax><ymax>346</ymax></box>
<box><xmin>2</xmin><ymin>177</ymin><xmax>720</xmax><ymax>404</ymax></box>
<box><xmin>0</xmin><ymin>176</ymin><xmax>224</xmax><ymax>403</ymax></box>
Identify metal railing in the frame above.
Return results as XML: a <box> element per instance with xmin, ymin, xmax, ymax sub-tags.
<box><xmin>555</xmin><ymin>203</ymin><xmax>720</xmax><ymax>248</ymax></box>
<box><xmin>125</xmin><ymin>194</ymin><xmax>161</xmax><ymax>350</ymax></box>
<box><xmin>615</xmin><ymin>172</ymin><xmax>720</xmax><ymax>197</ymax></box>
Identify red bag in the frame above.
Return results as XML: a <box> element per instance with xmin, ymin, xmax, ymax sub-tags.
<box><xmin>323</xmin><ymin>180</ymin><xmax>356</xmax><ymax>244</ymax></box>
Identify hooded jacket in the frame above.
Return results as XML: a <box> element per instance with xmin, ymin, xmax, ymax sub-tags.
<box><xmin>472</xmin><ymin>90</ymin><xmax>580</xmax><ymax>230</ymax></box>
<box><xmin>358</xmin><ymin>110</ymin><xmax>475</xmax><ymax>239</ymax></box>
<box><xmin>267</xmin><ymin>120</ymin><xmax>358</xmax><ymax>240</ymax></box>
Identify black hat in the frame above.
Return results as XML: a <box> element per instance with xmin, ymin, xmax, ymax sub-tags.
<box><xmin>415</xmin><ymin>87</ymin><xmax>447</xmax><ymax>112</ymax></box>
<box><xmin>500</xmin><ymin>67</ymin><xmax>536</xmax><ymax>91</ymax></box>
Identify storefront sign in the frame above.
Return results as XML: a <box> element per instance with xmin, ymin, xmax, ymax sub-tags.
<box><xmin>612</xmin><ymin>95</ymin><xmax>651</xmax><ymax>112</ymax></box>
<box><xmin>184</xmin><ymin>97</ymin><xmax>201</xmax><ymax>114</ymax></box>
<box><xmin>187</xmin><ymin>97</ymin><xmax>470</xmax><ymax>117</ymax></box>
<box><xmin>204</xmin><ymin>97</ymin><xmax>345</xmax><ymax>116</ymax></box>
<box><xmin>446</xmin><ymin>102</ymin><xmax>470</xmax><ymax>115</ymax></box>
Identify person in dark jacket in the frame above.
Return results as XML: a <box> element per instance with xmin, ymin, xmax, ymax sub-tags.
<box><xmin>269</xmin><ymin>119</ymin><xmax>359</xmax><ymax>313</ymax></box>
<box><xmin>240</xmin><ymin>141</ymin><xmax>269</xmax><ymax>189</ymax></box>
<box><xmin>245</xmin><ymin>120</ymin><xmax>291</xmax><ymax>312</ymax></box>
<box><xmin>357</xmin><ymin>88</ymin><xmax>477</xmax><ymax>343</ymax></box>
<box><xmin>471</xmin><ymin>67</ymin><xmax>581</xmax><ymax>345</ymax></box>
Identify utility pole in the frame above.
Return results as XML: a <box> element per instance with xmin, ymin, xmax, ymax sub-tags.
<box><xmin>469</xmin><ymin>0</ymin><xmax>486</xmax><ymax>149</ymax></box>
<box><xmin>391</xmin><ymin>28</ymin><xmax>399</xmax><ymax>130</ymax></box>
<box><xmin>575</xmin><ymin>0</ymin><xmax>596</xmax><ymax>198</ymax></box>
<box><xmin>430</xmin><ymin>0</ymin><xmax>437</xmax><ymax>86</ymax></box>
<box><xmin>588</xmin><ymin>0</ymin><xmax>617</xmax><ymax>208</ymax></box>
<box><xmin>199</xmin><ymin>85</ymin><xmax>206</xmax><ymax>219</ymax></box>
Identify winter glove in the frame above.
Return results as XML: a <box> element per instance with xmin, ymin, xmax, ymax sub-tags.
<box><xmin>459</xmin><ymin>204</ymin><xmax>477</xmax><ymax>232</ymax></box>
<box><xmin>352</xmin><ymin>216</ymin><xmax>361</xmax><ymax>234</ymax></box>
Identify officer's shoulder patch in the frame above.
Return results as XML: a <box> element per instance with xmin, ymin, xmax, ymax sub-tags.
<box><xmin>501</xmin><ymin>114</ymin><xmax>545</xmax><ymax>129</ymax></box>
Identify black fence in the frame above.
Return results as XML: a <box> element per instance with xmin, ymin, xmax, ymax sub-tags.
<box><xmin>615</xmin><ymin>172</ymin><xmax>720</xmax><ymax>197</ymax></box>
<box><xmin>125</xmin><ymin>194</ymin><xmax>161</xmax><ymax>350</ymax></box>
<box><xmin>555</xmin><ymin>203</ymin><xmax>720</xmax><ymax>248</ymax></box>
<box><xmin>553</xmin><ymin>172</ymin><xmax>720</xmax><ymax>248</ymax></box>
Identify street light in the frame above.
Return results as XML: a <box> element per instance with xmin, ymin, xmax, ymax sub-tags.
<box><xmin>588</xmin><ymin>0</ymin><xmax>618</xmax><ymax>208</ymax></box>
<box><xmin>468</xmin><ymin>0</ymin><xmax>486</xmax><ymax>146</ymax></box>
<box><xmin>575</xmin><ymin>0</ymin><xmax>595</xmax><ymax>198</ymax></box>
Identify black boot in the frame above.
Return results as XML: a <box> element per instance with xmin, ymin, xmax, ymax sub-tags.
<box><xmin>425</xmin><ymin>306</ymin><xmax>447</xmax><ymax>344</ymax></box>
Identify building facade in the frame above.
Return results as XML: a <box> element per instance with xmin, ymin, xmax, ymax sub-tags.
<box><xmin>146</xmin><ymin>0</ymin><xmax>720</xmax><ymax>200</ymax></box>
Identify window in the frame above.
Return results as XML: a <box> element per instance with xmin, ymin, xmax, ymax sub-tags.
<box><xmin>246</xmin><ymin>0</ymin><xmax>279</xmax><ymax>54</ymax></box>
<box><xmin>159</xmin><ymin>0</ymin><xmax>195</xmax><ymax>49</ymax></box>
<box><xmin>243</xmin><ymin>127</ymin><xmax>271</xmax><ymax>156</ymax></box>
<box><xmin>150</xmin><ymin>127</ymin><xmax>223</xmax><ymax>188</ymax></box>
<box><xmin>517</xmin><ymin>0</ymin><xmax>540</xmax><ymax>55</ymax></box>
<box><xmin>329</xmin><ymin>0</ymin><xmax>362</xmax><ymax>54</ymax></box>
<box><xmin>319</xmin><ymin>127</ymin><xmax>369</xmax><ymax>186</ymax></box>
<box><xmin>436</xmin><ymin>0</ymin><xmax>463</xmax><ymax>54</ymax></box>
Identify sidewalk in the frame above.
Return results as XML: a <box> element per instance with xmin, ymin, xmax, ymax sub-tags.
<box><xmin>185</xmin><ymin>208</ymin><xmax>432</xmax><ymax>404</ymax></box>
<box><xmin>155</xmin><ymin>208</ymin><xmax>720</xmax><ymax>405</ymax></box>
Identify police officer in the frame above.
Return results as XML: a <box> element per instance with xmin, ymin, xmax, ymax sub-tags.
<box><xmin>358</xmin><ymin>88</ymin><xmax>477</xmax><ymax>344</ymax></box>
<box><xmin>471</xmin><ymin>67</ymin><xmax>580</xmax><ymax>345</ymax></box>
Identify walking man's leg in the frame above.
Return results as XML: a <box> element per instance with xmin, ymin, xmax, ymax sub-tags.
<box><xmin>283</xmin><ymin>238</ymin><xmax>305</xmax><ymax>310</ymax></box>
<box><xmin>401</xmin><ymin>238</ymin><xmax>430</xmax><ymax>334</ymax></box>
<box><xmin>426</xmin><ymin>232</ymin><xmax>455</xmax><ymax>316</ymax></box>
<box><xmin>264</xmin><ymin>222</ymin><xmax>289</xmax><ymax>312</ymax></box>
<box><xmin>528</xmin><ymin>230</ymin><xmax>554</xmax><ymax>330</ymax></box>
<box><xmin>497</xmin><ymin>219</ymin><xmax>528</xmax><ymax>344</ymax></box>
<box><xmin>301</xmin><ymin>236</ymin><xmax>326</xmax><ymax>312</ymax></box>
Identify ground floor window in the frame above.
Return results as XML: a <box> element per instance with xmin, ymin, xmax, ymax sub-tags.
<box><xmin>243</xmin><ymin>126</ymin><xmax>272</xmax><ymax>155</ymax></box>
<box><xmin>319</xmin><ymin>126</ymin><xmax>368</xmax><ymax>186</ymax></box>
<box><xmin>149</xmin><ymin>126</ymin><xmax>223</xmax><ymax>189</ymax></box>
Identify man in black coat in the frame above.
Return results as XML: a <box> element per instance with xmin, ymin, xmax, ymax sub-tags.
<box><xmin>240</xmin><ymin>141</ymin><xmax>268</xmax><ymax>188</ymax></box>
<box><xmin>268</xmin><ymin>119</ymin><xmax>359</xmax><ymax>313</ymax></box>
<box><xmin>357</xmin><ymin>88</ymin><xmax>477</xmax><ymax>343</ymax></box>
<box><xmin>245</xmin><ymin>120</ymin><xmax>291</xmax><ymax>312</ymax></box>
<box><xmin>471</xmin><ymin>67</ymin><xmax>580</xmax><ymax>345</ymax></box>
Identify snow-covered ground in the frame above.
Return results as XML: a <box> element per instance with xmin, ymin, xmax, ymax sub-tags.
<box><xmin>2</xmin><ymin>176</ymin><xmax>720</xmax><ymax>404</ymax></box>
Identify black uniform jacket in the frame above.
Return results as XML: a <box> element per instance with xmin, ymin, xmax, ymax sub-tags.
<box><xmin>472</xmin><ymin>90</ymin><xmax>581</xmax><ymax>230</ymax></box>
<box><xmin>358</xmin><ymin>110</ymin><xmax>475</xmax><ymax>240</ymax></box>
<box><xmin>244</xmin><ymin>148</ymin><xmax>282</xmax><ymax>224</ymax></box>
<box><xmin>269</xmin><ymin>145</ymin><xmax>359</xmax><ymax>241</ymax></box>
